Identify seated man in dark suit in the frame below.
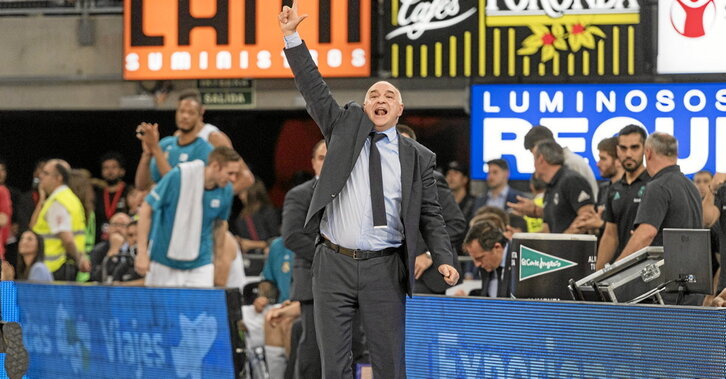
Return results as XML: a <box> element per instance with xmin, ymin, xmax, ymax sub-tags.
<box><xmin>463</xmin><ymin>220</ymin><xmax>515</xmax><ymax>298</ymax></box>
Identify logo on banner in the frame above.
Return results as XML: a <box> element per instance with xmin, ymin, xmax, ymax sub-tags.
<box><xmin>171</xmin><ymin>313</ymin><xmax>218</xmax><ymax>379</ymax></box>
<box><xmin>670</xmin><ymin>0</ymin><xmax>717</xmax><ymax>38</ymax></box>
<box><xmin>519</xmin><ymin>245</ymin><xmax>577</xmax><ymax>281</ymax></box>
<box><xmin>385</xmin><ymin>0</ymin><xmax>477</xmax><ymax>40</ymax></box>
<box><xmin>56</xmin><ymin>304</ymin><xmax>92</xmax><ymax>373</ymax></box>
<box><xmin>124</xmin><ymin>0</ymin><xmax>371</xmax><ymax>79</ymax></box>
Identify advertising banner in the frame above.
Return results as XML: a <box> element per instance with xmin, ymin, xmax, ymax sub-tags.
<box><xmin>406</xmin><ymin>296</ymin><xmax>726</xmax><ymax>378</ymax></box>
<box><xmin>124</xmin><ymin>0</ymin><xmax>371</xmax><ymax>79</ymax></box>
<box><xmin>470</xmin><ymin>82</ymin><xmax>726</xmax><ymax>180</ymax></box>
<box><xmin>383</xmin><ymin>0</ymin><xmax>642</xmax><ymax>78</ymax></box>
<box><xmin>12</xmin><ymin>283</ymin><xmax>237</xmax><ymax>379</ymax></box>
<box><xmin>657</xmin><ymin>0</ymin><xmax>726</xmax><ymax>74</ymax></box>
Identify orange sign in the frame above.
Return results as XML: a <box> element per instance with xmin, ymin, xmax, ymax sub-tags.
<box><xmin>124</xmin><ymin>0</ymin><xmax>371</xmax><ymax>79</ymax></box>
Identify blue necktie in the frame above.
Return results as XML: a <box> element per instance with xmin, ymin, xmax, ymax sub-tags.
<box><xmin>369</xmin><ymin>132</ymin><xmax>387</xmax><ymax>227</ymax></box>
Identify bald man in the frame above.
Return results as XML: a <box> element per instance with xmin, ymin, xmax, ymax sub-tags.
<box><xmin>31</xmin><ymin>159</ymin><xmax>90</xmax><ymax>281</ymax></box>
<box><xmin>280</xmin><ymin>2</ymin><xmax>458</xmax><ymax>377</ymax></box>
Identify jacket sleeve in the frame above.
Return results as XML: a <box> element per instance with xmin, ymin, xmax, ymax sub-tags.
<box><xmin>281</xmin><ymin>183</ymin><xmax>316</xmax><ymax>262</ymax></box>
<box><xmin>418</xmin><ymin>153</ymin><xmax>455</xmax><ymax>268</ymax></box>
<box><xmin>284</xmin><ymin>41</ymin><xmax>343</xmax><ymax>138</ymax></box>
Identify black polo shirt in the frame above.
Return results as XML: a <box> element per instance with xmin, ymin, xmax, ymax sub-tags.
<box><xmin>543</xmin><ymin>167</ymin><xmax>595</xmax><ymax>233</ymax></box>
<box><xmin>603</xmin><ymin>170</ymin><xmax>650</xmax><ymax>258</ymax></box>
<box><xmin>714</xmin><ymin>185</ymin><xmax>726</xmax><ymax>292</ymax></box>
<box><xmin>633</xmin><ymin>165</ymin><xmax>702</xmax><ymax>246</ymax></box>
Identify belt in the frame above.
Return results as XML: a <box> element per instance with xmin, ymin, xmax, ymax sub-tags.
<box><xmin>322</xmin><ymin>238</ymin><xmax>399</xmax><ymax>260</ymax></box>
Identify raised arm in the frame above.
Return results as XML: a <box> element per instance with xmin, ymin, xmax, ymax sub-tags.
<box><xmin>280</xmin><ymin>0</ymin><xmax>343</xmax><ymax>137</ymax></box>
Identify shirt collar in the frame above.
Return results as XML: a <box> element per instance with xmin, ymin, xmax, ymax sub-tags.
<box><xmin>652</xmin><ymin>164</ymin><xmax>680</xmax><ymax>180</ymax></box>
<box><xmin>488</xmin><ymin>185</ymin><xmax>510</xmax><ymax>199</ymax></box>
<box><xmin>374</xmin><ymin>126</ymin><xmax>399</xmax><ymax>144</ymax></box>
<box><xmin>499</xmin><ymin>243</ymin><xmax>509</xmax><ymax>269</ymax></box>
<box><xmin>49</xmin><ymin>184</ymin><xmax>69</xmax><ymax>198</ymax></box>
<box><xmin>547</xmin><ymin>167</ymin><xmax>565</xmax><ymax>187</ymax></box>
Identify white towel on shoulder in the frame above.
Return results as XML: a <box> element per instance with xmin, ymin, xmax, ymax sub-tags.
<box><xmin>167</xmin><ymin>160</ymin><xmax>205</xmax><ymax>261</ymax></box>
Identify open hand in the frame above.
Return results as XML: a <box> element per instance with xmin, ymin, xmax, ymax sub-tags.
<box><xmin>278</xmin><ymin>0</ymin><xmax>308</xmax><ymax>36</ymax></box>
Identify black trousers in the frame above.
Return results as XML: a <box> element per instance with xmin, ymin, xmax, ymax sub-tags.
<box><xmin>312</xmin><ymin>243</ymin><xmax>406</xmax><ymax>379</ymax></box>
<box><xmin>52</xmin><ymin>261</ymin><xmax>78</xmax><ymax>281</ymax></box>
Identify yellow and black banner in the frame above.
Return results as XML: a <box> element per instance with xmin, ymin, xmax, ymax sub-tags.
<box><xmin>384</xmin><ymin>0</ymin><xmax>642</xmax><ymax>78</ymax></box>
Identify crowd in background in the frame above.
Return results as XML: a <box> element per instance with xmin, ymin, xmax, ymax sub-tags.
<box><xmin>2</xmin><ymin>96</ymin><xmax>726</xmax><ymax>377</ymax></box>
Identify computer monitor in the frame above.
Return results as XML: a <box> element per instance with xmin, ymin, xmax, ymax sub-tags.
<box><xmin>663</xmin><ymin>229</ymin><xmax>713</xmax><ymax>295</ymax></box>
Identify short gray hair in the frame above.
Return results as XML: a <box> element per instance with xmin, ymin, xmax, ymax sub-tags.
<box><xmin>534</xmin><ymin>140</ymin><xmax>564</xmax><ymax>166</ymax></box>
<box><xmin>645</xmin><ymin>132</ymin><xmax>678</xmax><ymax>158</ymax></box>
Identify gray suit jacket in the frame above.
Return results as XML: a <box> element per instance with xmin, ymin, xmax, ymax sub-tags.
<box><xmin>282</xmin><ymin>178</ymin><xmax>316</xmax><ymax>302</ymax></box>
<box><xmin>285</xmin><ymin>42</ymin><xmax>454</xmax><ymax>296</ymax></box>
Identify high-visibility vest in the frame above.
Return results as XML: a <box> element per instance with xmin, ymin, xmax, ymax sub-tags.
<box><xmin>32</xmin><ymin>186</ymin><xmax>86</xmax><ymax>272</ymax></box>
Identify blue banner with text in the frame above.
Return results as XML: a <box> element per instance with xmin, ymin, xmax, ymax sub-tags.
<box><xmin>470</xmin><ymin>83</ymin><xmax>726</xmax><ymax>180</ymax></box>
<box><xmin>5</xmin><ymin>282</ymin><xmax>235</xmax><ymax>379</ymax></box>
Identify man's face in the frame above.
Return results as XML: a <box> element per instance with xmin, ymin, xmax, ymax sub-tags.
<box><xmin>107</xmin><ymin>213</ymin><xmax>131</xmax><ymax>237</ymax></box>
<box><xmin>617</xmin><ymin>133</ymin><xmax>644</xmax><ymax>173</ymax></box>
<box><xmin>212</xmin><ymin>161</ymin><xmax>242</xmax><ymax>187</ymax></box>
<box><xmin>363</xmin><ymin>81</ymin><xmax>404</xmax><ymax>131</ymax></box>
<box><xmin>445</xmin><ymin>170</ymin><xmax>468</xmax><ymax>191</ymax></box>
<box><xmin>126</xmin><ymin>224</ymin><xmax>138</xmax><ymax>247</ymax></box>
<box><xmin>39</xmin><ymin>162</ymin><xmax>61</xmax><ymax>194</ymax></box>
<box><xmin>175</xmin><ymin>99</ymin><xmax>203</xmax><ymax>134</ymax></box>
<box><xmin>465</xmin><ymin>240</ymin><xmax>504</xmax><ymax>272</ymax></box>
<box><xmin>311</xmin><ymin>143</ymin><xmax>327</xmax><ymax>177</ymax></box>
<box><xmin>597</xmin><ymin>150</ymin><xmax>619</xmax><ymax>179</ymax></box>
<box><xmin>101</xmin><ymin>159</ymin><xmax>125</xmax><ymax>183</ymax></box>
<box><xmin>486</xmin><ymin>164</ymin><xmax>508</xmax><ymax>189</ymax></box>
<box><xmin>532</xmin><ymin>147</ymin><xmax>545</xmax><ymax>180</ymax></box>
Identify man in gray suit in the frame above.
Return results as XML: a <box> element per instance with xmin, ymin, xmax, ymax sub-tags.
<box><xmin>281</xmin><ymin>140</ymin><xmax>326</xmax><ymax>378</ymax></box>
<box><xmin>279</xmin><ymin>2</ymin><xmax>459</xmax><ymax>378</ymax></box>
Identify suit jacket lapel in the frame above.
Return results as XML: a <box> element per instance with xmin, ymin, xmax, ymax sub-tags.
<box><xmin>399</xmin><ymin>135</ymin><xmax>415</xmax><ymax>218</ymax></box>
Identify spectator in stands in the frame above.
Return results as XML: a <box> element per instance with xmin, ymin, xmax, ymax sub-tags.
<box><xmin>445</xmin><ymin>161</ymin><xmax>476</xmax><ymax>224</ymax></box>
<box><xmin>124</xmin><ymin>185</ymin><xmax>146</xmax><ymax>219</ymax></box>
<box><xmin>14</xmin><ymin>160</ymin><xmax>46</xmax><ymax>237</ymax></box>
<box><xmin>231</xmin><ymin>178</ymin><xmax>281</xmax><ymax>255</ymax></box>
<box><xmin>463</xmin><ymin>220</ymin><xmax>515</xmax><ymax>297</ymax></box>
<box><xmin>15</xmin><ymin>231</ymin><xmax>52</xmax><ymax>282</ymax></box>
<box><xmin>94</xmin><ymin>152</ymin><xmax>130</xmax><ymax>242</ymax></box>
<box><xmin>595</xmin><ymin>125</ymin><xmax>650</xmax><ymax>269</ymax></box>
<box><xmin>473</xmin><ymin>159</ymin><xmax>522</xmax><ymax>212</ymax></box>
<box><xmin>0</xmin><ymin>158</ymin><xmax>11</xmax><ymax>261</ymax></box>
<box><xmin>90</xmin><ymin>212</ymin><xmax>131</xmax><ymax>282</ymax></box>
<box><xmin>618</xmin><ymin>132</ymin><xmax>702</xmax><ymax>259</ymax></box>
<box><xmin>713</xmin><ymin>182</ymin><xmax>726</xmax><ymax>294</ymax></box>
<box><xmin>528</xmin><ymin>140</ymin><xmax>595</xmax><ymax>233</ymax></box>
<box><xmin>69</xmin><ymin>169</ymin><xmax>96</xmax><ymax>271</ymax></box>
<box><xmin>31</xmin><ymin>159</ymin><xmax>90</xmax><ymax>281</ymax></box>
<box><xmin>135</xmin><ymin>147</ymin><xmax>240</xmax><ymax>287</ymax></box>
<box><xmin>104</xmin><ymin>220</ymin><xmax>143</xmax><ymax>285</ymax></box>
<box><xmin>523</xmin><ymin>125</ymin><xmax>599</xmax><ymax>199</ymax></box>
<box><xmin>693</xmin><ymin>170</ymin><xmax>720</xmax><ymax>228</ymax></box>
<box><xmin>508</xmin><ymin>213</ymin><xmax>528</xmax><ymax>234</ymax></box>
<box><xmin>523</xmin><ymin>176</ymin><xmax>546</xmax><ymax>233</ymax></box>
